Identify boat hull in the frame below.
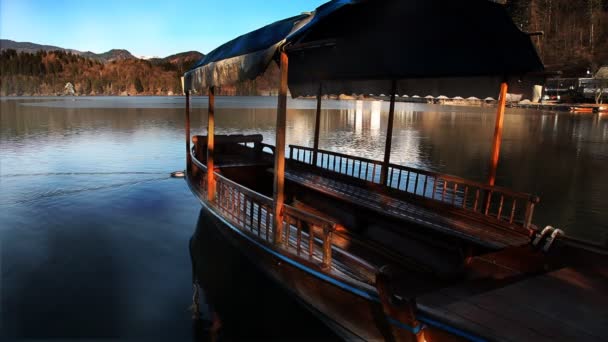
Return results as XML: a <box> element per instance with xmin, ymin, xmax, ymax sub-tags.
<box><xmin>189</xmin><ymin>187</ymin><xmax>397</xmax><ymax>340</ymax></box>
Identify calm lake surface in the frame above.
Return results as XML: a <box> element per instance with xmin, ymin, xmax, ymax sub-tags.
<box><xmin>1</xmin><ymin>96</ymin><xmax>607</xmax><ymax>339</ymax></box>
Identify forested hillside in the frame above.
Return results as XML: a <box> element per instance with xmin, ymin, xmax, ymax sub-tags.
<box><xmin>506</xmin><ymin>0</ymin><xmax>608</xmax><ymax>75</ymax></box>
<box><xmin>0</xmin><ymin>48</ymin><xmax>280</xmax><ymax>96</ymax></box>
<box><xmin>0</xmin><ymin>49</ymin><xmax>200</xmax><ymax>96</ymax></box>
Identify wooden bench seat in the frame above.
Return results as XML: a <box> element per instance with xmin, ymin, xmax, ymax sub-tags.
<box><xmin>282</xmin><ymin>168</ymin><xmax>530</xmax><ymax>249</ymax></box>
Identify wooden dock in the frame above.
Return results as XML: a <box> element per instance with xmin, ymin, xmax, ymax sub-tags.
<box><xmin>510</xmin><ymin>102</ymin><xmax>607</xmax><ymax>113</ymax></box>
<box><xmin>417</xmin><ymin>266</ymin><xmax>608</xmax><ymax>341</ymax></box>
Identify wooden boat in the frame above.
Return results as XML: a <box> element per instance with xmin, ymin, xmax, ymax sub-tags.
<box><xmin>570</xmin><ymin>105</ymin><xmax>607</xmax><ymax>114</ymax></box>
<box><xmin>183</xmin><ymin>1</ymin><xmax>608</xmax><ymax>340</ymax></box>
<box><xmin>570</xmin><ymin>106</ymin><xmax>594</xmax><ymax>113</ymax></box>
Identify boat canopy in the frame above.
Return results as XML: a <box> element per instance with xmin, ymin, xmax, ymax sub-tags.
<box><xmin>184</xmin><ymin>0</ymin><xmax>544</xmax><ymax>98</ymax></box>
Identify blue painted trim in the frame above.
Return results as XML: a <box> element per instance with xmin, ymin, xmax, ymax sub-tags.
<box><xmin>417</xmin><ymin>315</ymin><xmax>487</xmax><ymax>342</ymax></box>
<box><xmin>199</xmin><ymin>199</ymin><xmax>380</xmax><ymax>302</ymax></box>
<box><xmin>388</xmin><ymin>317</ymin><xmax>423</xmax><ymax>334</ymax></box>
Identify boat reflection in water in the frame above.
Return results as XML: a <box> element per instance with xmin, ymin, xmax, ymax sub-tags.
<box><xmin>189</xmin><ymin>209</ymin><xmax>340</xmax><ymax>341</ymax></box>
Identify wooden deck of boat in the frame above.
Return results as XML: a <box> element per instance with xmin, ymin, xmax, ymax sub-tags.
<box><xmin>416</xmin><ymin>266</ymin><xmax>608</xmax><ymax>341</ymax></box>
<box><xmin>283</xmin><ymin>168</ymin><xmax>531</xmax><ymax>249</ymax></box>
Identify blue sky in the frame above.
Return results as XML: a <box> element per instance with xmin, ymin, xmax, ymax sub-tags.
<box><xmin>0</xmin><ymin>0</ymin><xmax>327</xmax><ymax>57</ymax></box>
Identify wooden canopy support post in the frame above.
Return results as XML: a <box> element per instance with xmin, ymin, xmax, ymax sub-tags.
<box><xmin>312</xmin><ymin>83</ymin><xmax>322</xmax><ymax>166</ymax></box>
<box><xmin>207</xmin><ymin>86</ymin><xmax>216</xmax><ymax>201</ymax></box>
<box><xmin>185</xmin><ymin>90</ymin><xmax>191</xmax><ymax>171</ymax></box>
<box><xmin>487</xmin><ymin>82</ymin><xmax>508</xmax><ymax>186</ymax></box>
<box><xmin>380</xmin><ymin>80</ymin><xmax>397</xmax><ymax>185</ymax></box>
<box><xmin>273</xmin><ymin>51</ymin><xmax>289</xmax><ymax>245</ymax></box>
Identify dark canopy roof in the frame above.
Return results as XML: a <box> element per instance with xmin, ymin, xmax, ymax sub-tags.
<box><xmin>189</xmin><ymin>14</ymin><xmax>307</xmax><ymax>71</ymax></box>
<box><xmin>184</xmin><ymin>0</ymin><xmax>543</xmax><ymax>98</ymax></box>
<box><xmin>183</xmin><ymin>13</ymin><xmax>308</xmax><ymax>92</ymax></box>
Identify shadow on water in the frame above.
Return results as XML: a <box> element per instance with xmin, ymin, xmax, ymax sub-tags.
<box><xmin>189</xmin><ymin>208</ymin><xmax>340</xmax><ymax>341</ymax></box>
<box><xmin>2</xmin><ymin>225</ymin><xmax>124</xmax><ymax>339</ymax></box>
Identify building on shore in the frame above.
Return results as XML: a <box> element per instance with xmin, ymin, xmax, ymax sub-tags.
<box><xmin>545</xmin><ymin>66</ymin><xmax>608</xmax><ymax>103</ymax></box>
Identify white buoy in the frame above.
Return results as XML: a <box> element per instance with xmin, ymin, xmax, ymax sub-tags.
<box><xmin>171</xmin><ymin>171</ymin><xmax>185</xmax><ymax>178</ymax></box>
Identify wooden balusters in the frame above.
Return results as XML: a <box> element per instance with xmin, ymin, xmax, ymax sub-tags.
<box><xmin>484</xmin><ymin>191</ymin><xmax>493</xmax><ymax>215</ymax></box>
<box><xmin>322</xmin><ymin>228</ymin><xmax>333</xmax><ymax>269</ymax></box>
<box><xmin>380</xmin><ymin>80</ymin><xmax>397</xmax><ymax>185</ymax></box>
<box><xmin>265</xmin><ymin>208</ymin><xmax>271</xmax><ymax>241</ymax></box>
<box><xmin>396</xmin><ymin>169</ymin><xmax>402</xmax><ymax>190</ymax></box>
<box><xmin>308</xmin><ymin>227</ymin><xmax>315</xmax><ymax>260</ymax></box>
<box><xmin>497</xmin><ymin>195</ymin><xmax>504</xmax><ymax>219</ymax></box>
<box><xmin>285</xmin><ymin>144</ymin><xmax>540</xmax><ymax>228</ymax></box>
<box><xmin>312</xmin><ymin>83</ymin><xmax>322</xmax><ymax>166</ymax></box>
<box><xmin>524</xmin><ymin>196</ymin><xmax>539</xmax><ymax>230</ymax></box>
<box><xmin>296</xmin><ymin>221</ymin><xmax>302</xmax><ymax>256</ymax></box>
<box><xmin>509</xmin><ymin>199</ymin><xmax>517</xmax><ymax>224</ymax></box>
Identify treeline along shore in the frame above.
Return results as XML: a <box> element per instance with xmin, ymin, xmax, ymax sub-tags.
<box><xmin>0</xmin><ymin>48</ymin><xmax>280</xmax><ymax>97</ymax></box>
<box><xmin>0</xmin><ymin>49</ymin><xmax>192</xmax><ymax>96</ymax></box>
<box><xmin>1</xmin><ymin>0</ymin><xmax>606</xmax><ymax>97</ymax></box>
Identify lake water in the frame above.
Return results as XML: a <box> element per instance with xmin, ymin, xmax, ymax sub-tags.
<box><xmin>1</xmin><ymin>96</ymin><xmax>607</xmax><ymax>339</ymax></box>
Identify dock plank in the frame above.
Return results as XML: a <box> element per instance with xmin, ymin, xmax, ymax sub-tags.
<box><xmin>417</xmin><ymin>267</ymin><xmax>608</xmax><ymax>341</ymax></box>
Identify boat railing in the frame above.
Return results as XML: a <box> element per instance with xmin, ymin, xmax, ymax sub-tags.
<box><xmin>237</xmin><ymin>141</ymin><xmax>276</xmax><ymax>155</ymax></box>
<box><xmin>291</xmin><ymin>144</ymin><xmax>384</xmax><ymax>183</ymax></box>
<box><xmin>189</xmin><ymin>148</ymin><xmax>208</xmax><ymax>192</ymax></box>
<box><xmin>288</xmin><ymin>145</ymin><xmax>539</xmax><ymax>230</ymax></box>
<box><xmin>189</xmin><ymin>149</ymin><xmax>376</xmax><ymax>285</ymax></box>
<box><xmin>259</xmin><ymin>142</ymin><xmax>275</xmax><ymax>155</ymax></box>
<box><xmin>282</xmin><ymin>204</ymin><xmax>335</xmax><ymax>269</ymax></box>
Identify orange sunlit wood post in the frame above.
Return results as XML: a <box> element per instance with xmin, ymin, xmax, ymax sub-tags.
<box><xmin>207</xmin><ymin>86</ymin><xmax>216</xmax><ymax>201</ymax></box>
<box><xmin>185</xmin><ymin>90</ymin><xmax>191</xmax><ymax>170</ymax></box>
<box><xmin>273</xmin><ymin>51</ymin><xmax>288</xmax><ymax>244</ymax></box>
<box><xmin>487</xmin><ymin>82</ymin><xmax>508</xmax><ymax>186</ymax></box>
<box><xmin>312</xmin><ymin>83</ymin><xmax>322</xmax><ymax>166</ymax></box>
<box><xmin>380</xmin><ymin>80</ymin><xmax>397</xmax><ymax>185</ymax></box>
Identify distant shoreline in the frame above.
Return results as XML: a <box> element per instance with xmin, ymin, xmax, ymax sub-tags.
<box><xmin>1</xmin><ymin>93</ymin><xmax>501</xmax><ymax>108</ymax></box>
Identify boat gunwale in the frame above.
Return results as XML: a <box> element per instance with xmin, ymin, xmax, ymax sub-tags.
<box><xmin>195</xmin><ymin>141</ymin><xmax>533</xmax><ymax>248</ymax></box>
<box><xmin>188</xmin><ymin>149</ymin><xmax>380</xmax><ymax>293</ymax></box>
<box><xmin>185</xmin><ymin>170</ymin><xmax>380</xmax><ymax>300</ymax></box>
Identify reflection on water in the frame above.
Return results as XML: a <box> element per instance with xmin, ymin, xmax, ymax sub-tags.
<box><xmin>2</xmin><ymin>96</ymin><xmax>607</xmax><ymax>243</ymax></box>
<box><xmin>189</xmin><ymin>209</ymin><xmax>339</xmax><ymax>340</ymax></box>
<box><xmin>1</xmin><ymin>96</ymin><xmax>607</xmax><ymax>338</ymax></box>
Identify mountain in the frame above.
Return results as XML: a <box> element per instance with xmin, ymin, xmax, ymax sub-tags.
<box><xmin>0</xmin><ymin>39</ymin><xmax>78</xmax><ymax>54</ymax></box>
<box><xmin>0</xmin><ymin>40</ymin><xmax>208</xmax><ymax>96</ymax></box>
<box><xmin>81</xmin><ymin>49</ymin><xmax>136</xmax><ymax>62</ymax></box>
<box><xmin>1</xmin><ymin>40</ymin><xmax>155</xmax><ymax>63</ymax></box>
<box><xmin>0</xmin><ymin>39</ymin><xmax>212</xmax><ymax>96</ymax></box>
<box><xmin>0</xmin><ymin>46</ymin><xmax>280</xmax><ymax>97</ymax></box>
<box><xmin>151</xmin><ymin>51</ymin><xmax>204</xmax><ymax>65</ymax></box>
